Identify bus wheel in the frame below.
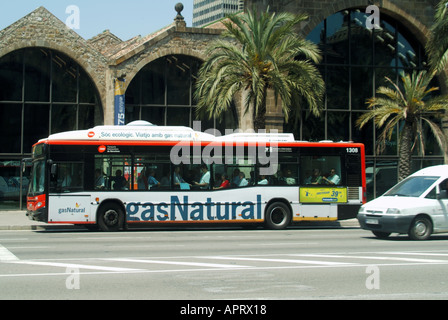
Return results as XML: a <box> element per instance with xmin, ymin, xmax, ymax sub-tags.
<box><xmin>408</xmin><ymin>216</ymin><xmax>432</xmax><ymax>240</ymax></box>
<box><xmin>265</xmin><ymin>202</ymin><xmax>291</xmax><ymax>230</ymax></box>
<box><xmin>97</xmin><ymin>203</ymin><xmax>124</xmax><ymax>232</ymax></box>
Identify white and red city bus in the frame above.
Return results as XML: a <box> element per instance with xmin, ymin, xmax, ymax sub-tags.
<box><xmin>26</xmin><ymin>121</ymin><xmax>366</xmax><ymax>231</ymax></box>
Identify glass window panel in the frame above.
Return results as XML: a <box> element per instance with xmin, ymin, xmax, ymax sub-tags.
<box><xmin>397</xmin><ymin>31</ymin><xmax>419</xmax><ymax>69</ymax></box>
<box><xmin>125</xmin><ymin>73</ymin><xmax>140</xmax><ymax>105</ymax></box>
<box><xmin>350</xmin><ymin>11</ymin><xmax>373</xmax><ymax>66</ymax></box>
<box><xmin>327</xmin><ymin>111</ymin><xmax>349</xmax><ymax>142</ymax></box>
<box><xmin>0</xmin><ymin>158</ymin><xmax>24</xmax><ymax>210</ymax></box>
<box><xmin>24</xmin><ymin>49</ymin><xmax>50</xmax><ymax>102</ymax></box>
<box><xmin>326</xmin><ymin>11</ymin><xmax>349</xmax><ymax>65</ymax></box>
<box><xmin>421</xmin><ymin>117</ymin><xmax>443</xmax><ymax>156</ymax></box>
<box><xmin>352</xmin><ymin>112</ymin><xmax>374</xmax><ymax>156</ymax></box>
<box><xmin>95</xmin><ymin>155</ymin><xmax>132</xmax><ymax>191</ymax></box>
<box><xmin>306</xmin><ymin>20</ymin><xmax>325</xmax><ymax>61</ymax></box>
<box><xmin>300</xmin><ymin>155</ymin><xmax>342</xmax><ymax>186</ymax></box>
<box><xmin>326</xmin><ymin>66</ymin><xmax>349</xmax><ymax>110</ymax></box>
<box><xmin>0</xmin><ymin>104</ymin><xmax>22</xmax><ymax>153</ymax></box>
<box><xmin>0</xmin><ymin>50</ymin><xmax>23</xmax><ymax>101</ymax></box>
<box><xmin>141</xmin><ymin>106</ymin><xmax>165</xmax><ymax>126</ymax></box>
<box><xmin>301</xmin><ymin>110</ymin><xmax>325</xmax><ymax>141</ymax></box>
<box><xmin>79</xmin><ymin>104</ymin><xmax>103</xmax><ymax>130</ymax></box>
<box><xmin>51</xmin><ymin>105</ymin><xmax>77</xmax><ymax>134</ymax></box>
<box><xmin>167</xmin><ymin>107</ymin><xmax>191</xmax><ymax>126</ymax></box>
<box><xmin>125</xmin><ymin>105</ymin><xmax>141</xmax><ymax>124</ymax></box>
<box><xmin>375</xmin><ymin>67</ymin><xmax>398</xmax><ymax>89</ymax></box>
<box><xmin>79</xmin><ymin>68</ymin><xmax>98</xmax><ymax>104</ymax></box>
<box><xmin>49</xmin><ymin>162</ymin><xmax>84</xmax><ymax>193</ymax></box>
<box><xmin>167</xmin><ymin>57</ymin><xmax>191</xmax><ymax>106</ymax></box>
<box><xmin>375</xmin><ymin>160</ymin><xmax>398</xmax><ymax>197</ymax></box>
<box><xmin>377</xmin><ymin>121</ymin><xmax>398</xmax><ymax>156</ymax></box>
<box><xmin>373</xmin><ymin>20</ymin><xmax>397</xmax><ymax>68</ymax></box>
<box><xmin>351</xmin><ymin>66</ymin><xmax>374</xmax><ymax>111</ymax></box>
<box><xmin>141</xmin><ymin>59</ymin><xmax>165</xmax><ymax>105</ymax></box>
<box><xmin>52</xmin><ymin>54</ymin><xmax>77</xmax><ymax>102</ymax></box>
<box><xmin>23</xmin><ymin>104</ymin><xmax>49</xmax><ymax>153</ymax></box>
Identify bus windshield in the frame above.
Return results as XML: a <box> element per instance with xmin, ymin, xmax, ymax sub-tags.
<box><xmin>28</xmin><ymin>160</ymin><xmax>45</xmax><ymax>196</ymax></box>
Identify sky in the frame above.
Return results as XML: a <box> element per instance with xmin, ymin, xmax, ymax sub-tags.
<box><xmin>0</xmin><ymin>0</ymin><xmax>194</xmax><ymax>41</ymax></box>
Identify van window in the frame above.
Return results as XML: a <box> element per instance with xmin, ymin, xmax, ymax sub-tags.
<box><xmin>384</xmin><ymin>176</ymin><xmax>439</xmax><ymax>198</ymax></box>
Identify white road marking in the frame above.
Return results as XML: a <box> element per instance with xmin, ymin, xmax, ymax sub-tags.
<box><xmin>0</xmin><ymin>245</ymin><xmax>19</xmax><ymax>261</ymax></box>
<box><xmin>294</xmin><ymin>253</ymin><xmax>446</xmax><ymax>263</ymax></box>
<box><xmin>205</xmin><ymin>256</ymin><xmax>355</xmax><ymax>266</ymax></box>
<box><xmin>106</xmin><ymin>258</ymin><xmax>251</xmax><ymax>269</ymax></box>
<box><xmin>8</xmin><ymin>260</ymin><xmax>143</xmax><ymax>272</ymax></box>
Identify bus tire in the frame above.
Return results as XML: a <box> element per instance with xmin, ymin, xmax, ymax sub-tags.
<box><xmin>408</xmin><ymin>216</ymin><xmax>432</xmax><ymax>240</ymax></box>
<box><xmin>97</xmin><ymin>203</ymin><xmax>124</xmax><ymax>232</ymax></box>
<box><xmin>265</xmin><ymin>202</ymin><xmax>291</xmax><ymax>230</ymax></box>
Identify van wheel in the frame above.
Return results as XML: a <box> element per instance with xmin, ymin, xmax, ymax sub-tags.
<box><xmin>408</xmin><ymin>216</ymin><xmax>432</xmax><ymax>240</ymax></box>
<box><xmin>265</xmin><ymin>202</ymin><xmax>291</xmax><ymax>230</ymax></box>
<box><xmin>372</xmin><ymin>231</ymin><xmax>391</xmax><ymax>239</ymax></box>
<box><xmin>97</xmin><ymin>203</ymin><xmax>124</xmax><ymax>232</ymax></box>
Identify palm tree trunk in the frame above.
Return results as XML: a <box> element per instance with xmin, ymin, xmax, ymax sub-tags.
<box><xmin>398</xmin><ymin>121</ymin><xmax>413</xmax><ymax>181</ymax></box>
<box><xmin>237</xmin><ymin>89</ymin><xmax>255</xmax><ymax>131</ymax></box>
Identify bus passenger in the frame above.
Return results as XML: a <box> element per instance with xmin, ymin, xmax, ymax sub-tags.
<box><xmin>59</xmin><ymin>166</ymin><xmax>72</xmax><ymax>188</ymax></box>
<box><xmin>231</xmin><ymin>168</ymin><xmax>241</xmax><ymax>187</ymax></box>
<box><xmin>323</xmin><ymin>168</ymin><xmax>340</xmax><ymax>185</ymax></box>
<box><xmin>238</xmin><ymin>172</ymin><xmax>248</xmax><ymax>187</ymax></box>
<box><xmin>137</xmin><ymin>167</ymin><xmax>148</xmax><ymax>190</ymax></box>
<box><xmin>310</xmin><ymin>168</ymin><xmax>322</xmax><ymax>185</ymax></box>
<box><xmin>214</xmin><ymin>174</ymin><xmax>230</xmax><ymax>190</ymax></box>
<box><xmin>112</xmin><ymin>170</ymin><xmax>127</xmax><ymax>190</ymax></box>
<box><xmin>173</xmin><ymin>166</ymin><xmax>186</xmax><ymax>187</ymax></box>
<box><xmin>284</xmin><ymin>169</ymin><xmax>296</xmax><ymax>185</ymax></box>
<box><xmin>94</xmin><ymin>169</ymin><xmax>105</xmax><ymax>190</ymax></box>
<box><xmin>147</xmin><ymin>169</ymin><xmax>161</xmax><ymax>189</ymax></box>
<box><xmin>258</xmin><ymin>175</ymin><xmax>268</xmax><ymax>185</ymax></box>
<box><xmin>194</xmin><ymin>164</ymin><xmax>210</xmax><ymax>189</ymax></box>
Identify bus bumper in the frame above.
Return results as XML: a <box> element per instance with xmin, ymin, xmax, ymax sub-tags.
<box><xmin>26</xmin><ymin>208</ymin><xmax>48</xmax><ymax>223</ymax></box>
<box><xmin>338</xmin><ymin>204</ymin><xmax>361</xmax><ymax>220</ymax></box>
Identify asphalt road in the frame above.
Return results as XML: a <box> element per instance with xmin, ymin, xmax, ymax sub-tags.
<box><xmin>1</xmin><ymin>225</ymin><xmax>448</xmax><ymax>302</ymax></box>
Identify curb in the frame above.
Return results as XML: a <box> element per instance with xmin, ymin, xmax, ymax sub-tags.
<box><xmin>0</xmin><ymin>220</ymin><xmax>360</xmax><ymax>231</ymax></box>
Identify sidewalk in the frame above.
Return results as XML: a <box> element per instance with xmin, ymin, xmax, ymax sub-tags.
<box><xmin>0</xmin><ymin>211</ymin><xmax>360</xmax><ymax>231</ymax></box>
<box><xmin>0</xmin><ymin>211</ymin><xmax>52</xmax><ymax>231</ymax></box>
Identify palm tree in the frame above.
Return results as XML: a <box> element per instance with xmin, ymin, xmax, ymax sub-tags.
<box><xmin>426</xmin><ymin>0</ymin><xmax>448</xmax><ymax>74</ymax></box>
<box><xmin>194</xmin><ymin>7</ymin><xmax>325</xmax><ymax>131</ymax></box>
<box><xmin>357</xmin><ymin>70</ymin><xmax>448</xmax><ymax>181</ymax></box>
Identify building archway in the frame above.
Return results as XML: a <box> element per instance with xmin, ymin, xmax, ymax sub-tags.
<box><xmin>0</xmin><ymin>47</ymin><xmax>103</xmax><ymax>209</ymax></box>
<box><xmin>292</xmin><ymin>8</ymin><xmax>444</xmax><ymax>199</ymax></box>
<box><xmin>125</xmin><ymin>54</ymin><xmax>236</xmax><ymax>132</ymax></box>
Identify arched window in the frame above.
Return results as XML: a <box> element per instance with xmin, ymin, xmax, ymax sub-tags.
<box><xmin>0</xmin><ymin>48</ymin><xmax>103</xmax><ymax>154</ymax></box>
<box><xmin>294</xmin><ymin>9</ymin><xmax>444</xmax><ymax>200</ymax></box>
<box><xmin>0</xmin><ymin>47</ymin><xmax>103</xmax><ymax>209</ymax></box>
<box><xmin>125</xmin><ymin>54</ymin><xmax>236</xmax><ymax>132</ymax></box>
<box><xmin>287</xmin><ymin>9</ymin><xmax>430</xmax><ymax>155</ymax></box>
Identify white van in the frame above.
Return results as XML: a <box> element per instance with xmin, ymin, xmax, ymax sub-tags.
<box><xmin>357</xmin><ymin>165</ymin><xmax>448</xmax><ymax>240</ymax></box>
